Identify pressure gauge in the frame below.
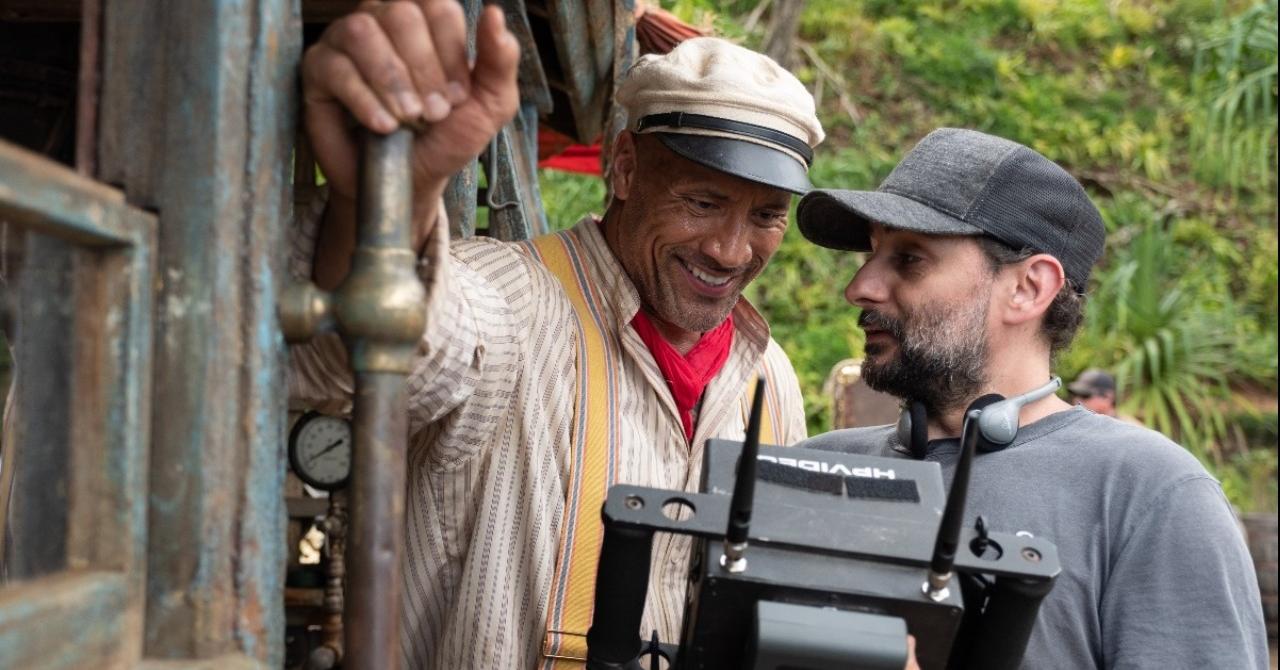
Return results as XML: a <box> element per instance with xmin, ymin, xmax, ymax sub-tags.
<box><xmin>288</xmin><ymin>412</ymin><xmax>352</xmax><ymax>491</ymax></box>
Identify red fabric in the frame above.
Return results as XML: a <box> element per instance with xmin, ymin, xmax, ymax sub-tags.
<box><xmin>635</xmin><ymin>3</ymin><xmax>707</xmax><ymax>55</ymax></box>
<box><xmin>631</xmin><ymin>311</ymin><xmax>735</xmax><ymax>442</ymax></box>
<box><xmin>538</xmin><ymin>144</ymin><xmax>603</xmax><ymax>175</ymax></box>
<box><xmin>537</xmin><ymin>126</ymin><xmax>577</xmax><ymax>161</ymax></box>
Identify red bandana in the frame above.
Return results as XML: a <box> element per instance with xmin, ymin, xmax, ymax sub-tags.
<box><xmin>631</xmin><ymin>311</ymin><xmax>735</xmax><ymax>442</ymax></box>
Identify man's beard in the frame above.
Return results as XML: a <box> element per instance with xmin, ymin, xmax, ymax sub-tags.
<box><xmin>859</xmin><ymin>293</ymin><xmax>991</xmax><ymax>416</ymax></box>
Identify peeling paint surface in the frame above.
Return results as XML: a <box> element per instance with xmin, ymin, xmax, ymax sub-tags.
<box><xmin>94</xmin><ymin>0</ymin><xmax>296</xmax><ymax>664</ymax></box>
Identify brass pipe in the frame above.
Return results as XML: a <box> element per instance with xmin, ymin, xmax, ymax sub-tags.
<box><xmin>345</xmin><ymin>373</ymin><xmax>409</xmax><ymax>669</ymax></box>
<box><xmin>335</xmin><ymin>128</ymin><xmax>426</xmax><ymax>670</ymax></box>
<box><xmin>307</xmin><ymin>490</ymin><xmax>347</xmax><ymax>670</ymax></box>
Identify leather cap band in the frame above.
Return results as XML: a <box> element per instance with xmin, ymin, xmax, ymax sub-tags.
<box><xmin>635</xmin><ymin>112</ymin><xmax>813</xmax><ymax>166</ymax></box>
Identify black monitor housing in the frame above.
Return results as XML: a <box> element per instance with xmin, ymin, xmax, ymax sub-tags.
<box><xmin>584</xmin><ymin>382</ymin><xmax>1060</xmax><ymax>670</ymax></box>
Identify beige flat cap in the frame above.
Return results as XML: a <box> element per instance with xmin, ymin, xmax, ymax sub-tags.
<box><xmin>616</xmin><ymin>37</ymin><xmax>825</xmax><ymax>194</ymax></box>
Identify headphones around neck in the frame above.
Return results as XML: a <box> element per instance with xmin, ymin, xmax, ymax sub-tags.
<box><xmin>896</xmin><ymin>377</ymin><xmax>1063</xmax><ymax>459</ymax></box>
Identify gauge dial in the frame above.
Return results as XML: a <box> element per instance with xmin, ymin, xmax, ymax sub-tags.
<box><xmin>288</xmin><ymin>412</ymin><xmax>352</xmax><ymax>491</ymax></box>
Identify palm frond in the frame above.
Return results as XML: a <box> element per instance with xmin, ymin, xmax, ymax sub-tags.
<box><xmin>1190</xmin><ymin>0</ymin><xmax>1279</xmax><ymax>191</ymax></box>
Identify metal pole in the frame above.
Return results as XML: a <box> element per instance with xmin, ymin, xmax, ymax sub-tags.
<box><xmin>335</xmin><ymin>128</ymin><xmax>426</xmax><ymax>670</ymax></box>
<box><xmin>345</xmin><ymin>374</ymin><xmax>409</xmax><ymax>668</ymax></box>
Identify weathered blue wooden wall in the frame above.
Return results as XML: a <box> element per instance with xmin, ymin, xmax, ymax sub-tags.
<box><xmin>0</xmin><ymin>0</ymin><xmax>637</xmax><ymax>666</ymax></box>
<box><xmin>97</xmin><ymin>0</ymin><xmax>299</xmax><ymax>665</ymax></box>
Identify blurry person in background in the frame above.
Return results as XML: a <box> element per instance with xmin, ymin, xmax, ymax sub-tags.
<box><xmin>1069</xmin><ymin>368</ymin><xmax>1143</xmax><ymax>426</ymax></box>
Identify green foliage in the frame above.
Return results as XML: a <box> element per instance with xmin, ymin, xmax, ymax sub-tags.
<box><xmin>1057</xmin><ymin>195</ymin><xmax>1277</xmax><ymax>481</ymax></box>
<box><xmin>1218</xmin><ymin>438</ymin><xmax>1279</xmax><ymax>513</ymax></box>
<box><xmin>538</xmin><ymin>168</ymin><xmax>606</xmax><ymax>231</ymax></box>
<box><xmin>1190</xmin><ymin>0</ymin><xmax>1278</xmax><ymax>191</ymax></box>
<box><xmin>793</xmin><ymin>0</ymin><xmax>1278</xmax><ymax>511</ymax></box>
<box><xmin>1064</xmin><ymin>220</ymin><xmax>1242</xmax><ymax>462</ymax></box>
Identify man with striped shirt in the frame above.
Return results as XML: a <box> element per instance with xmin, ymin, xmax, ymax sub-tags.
<box><xmin>291</xmin><ymin>2</ymin><xmax>824</xmax><ymax>667</ymax></box>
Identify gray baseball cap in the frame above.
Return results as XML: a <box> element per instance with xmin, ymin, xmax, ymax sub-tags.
<box><xmin>797</xmin><ymin>128</ymin><xmax>1106</xmax><ymax>290</ymax></box>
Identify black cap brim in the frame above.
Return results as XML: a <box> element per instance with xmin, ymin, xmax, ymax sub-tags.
<box><xmin>1066</xmin><ymin>381</ymin><xmax>1097</xmax><ymax>395</ymax></box>
<box><xmin>654</xmin><ymin>132</ymin><xmax>812</xmax><ymax>195</ymax></box>
<box><xmin>797</xmin><ymin>189</ymin><xmax>986</xmax><ymax>251</ymax></box>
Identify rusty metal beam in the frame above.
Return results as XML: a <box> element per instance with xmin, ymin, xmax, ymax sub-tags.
<box><xmin>6</xmin><ymin>235</ymin><xmax>74</xmax><ymax>582</ymax></box>
<box><xmin>0</xmin><ymin>571</ymin><xmax>131</xmax><ymax>670</ymax></box>
<box><xmin>1</xmin><ymin>107</ymin><xmax>154</xmax><ymax>670</ymax></box>
<box><xmin>65</xmin><ymin>208</ymin><xmax>155</xmax><ymax>578</ymax></box>
<box><xmin>75</xmin><ymin>0</ymin><xmax>102</xmax><ymax>175</ymax></box>
<box><xmin>96</xmin><ymin>0</ymin><xmax>298</xmax><ymax>664</ymax></box>
<box><xmin>0</xmin><ymin>140</ymin><xmax>138</xmax><ymax>246</ymax></box>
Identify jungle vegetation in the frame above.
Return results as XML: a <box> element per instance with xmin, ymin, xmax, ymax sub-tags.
<box><xmin>539</xmin><ymin>0</ymin><xmax>1279</xmax><ymax>513</ymax></box>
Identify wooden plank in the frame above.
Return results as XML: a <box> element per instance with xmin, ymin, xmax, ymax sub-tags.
<box><xmin>233</xmin><ymin>1</ymin><xmax>298</xmax><ymax>661</ymax></box>
<box><xmin>65</xmin><ymin>209</ymin><xmax>155</xmax><ymax>590</ymax></box>
<box><xmin>0</xmin><ymin>571</ymin><xmax>133</xmax><ymax>670</ymax></box>
<box><xmin>5</xmin><ymin>185</ymin><xmax>152</xmax><ymax>668</ymax></box>
<box><xmin>97</xmin><ymin>0</ymin><xmax>296</xmax><ymax>664</ymax></box>
<box><xmin>6</xmin><ymin>235</ymin><xmax>76</xmax><ymax>581</ymax></box>
<box><xmin>0</xmin><ymin>139</ymin><xmax>139</xmax><ymax>247</ymax></box>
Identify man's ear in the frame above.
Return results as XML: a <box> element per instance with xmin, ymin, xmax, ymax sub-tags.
<box><xmin>609</xmin><ymin>131</ymin><xmax>638</xmax><ymax>201</ymax></box>
<box><xmin>1001</xmin><ymin>254</ymin><xmax>1065</xmax><ymax>326</ymax></box>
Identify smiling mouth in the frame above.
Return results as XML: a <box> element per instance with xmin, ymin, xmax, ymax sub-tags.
<box><xmin>678</xmin><ymin>258</ymin><xmax>734</xmax><ymax>288</ymax></box>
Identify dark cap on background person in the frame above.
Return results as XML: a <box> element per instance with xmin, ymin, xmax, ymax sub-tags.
<box><xmin>1067</xmin><ymin>368</ymin><xmax>1117</xmax><ymax>398</ymax></box>
<box><xmin>796</xmin><ymin>128</ymin><xmax>1105</xmax><ymax>291</ymax></box>
<box><xmin>615</xmin><ymin>37</ymin><xmax>826</xmax><ymax>195</ymax></box>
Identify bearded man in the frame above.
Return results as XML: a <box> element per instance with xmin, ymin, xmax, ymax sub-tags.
<box><xmin>288</xmin><ymin>2</ymin><xmax>822</xmax><ymax>667</ymax></box>
<box><xmin>795</xmin><ymin>128</ymin><xmax>1267</xmax><ymax>669</ymax></box>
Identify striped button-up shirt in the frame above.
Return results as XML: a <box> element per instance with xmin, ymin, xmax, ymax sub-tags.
<box><xmin>290</xmin><ymin>206</ymin><xmax>807</xmax><ymax>669</ymax></box>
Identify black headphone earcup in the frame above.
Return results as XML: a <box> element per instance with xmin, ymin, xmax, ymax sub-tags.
<box><xmin>896</xmin><ymin>401</ymin><xmax>930</xmax><ymax>459</ymax></box>
<box><xmin>909</xmin><ymin>402</ymin><xmax>928</xmax><ymax>459</ymax></box>
<box><xmin>965</xmin><ymin>393</ymin><xmax>1007</xmax><ymax>452</ymax></box>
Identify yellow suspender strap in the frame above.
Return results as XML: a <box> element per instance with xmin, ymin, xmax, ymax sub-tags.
<box><xmin>527</xmin><ymin>231</ymin><xmax>781</xmax><ymax>666</ymax></box>
<box><xmin>528</xmin><ymin>233</ymin><xmax>618</xmax><ymax>668</ymax></box>
<box><xmin>742</xmin><ymin>366</ymin><xmax>782</xmax><ymax>445</ymax></box>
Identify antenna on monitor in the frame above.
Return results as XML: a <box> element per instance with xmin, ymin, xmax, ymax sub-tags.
<box><xmin>923</xmin><ymin>405</ymin><xmax>984</xmax><ymax>601</ymax></box>
<box><xmin>924</xmin><ymin>377</ymin><xmax>1061</xmax><ymax>601</ymax></box>
<box><xmin>722</xmin><ymin>376</ymin><xmax>765</xmax><ymax>573</ymax></box>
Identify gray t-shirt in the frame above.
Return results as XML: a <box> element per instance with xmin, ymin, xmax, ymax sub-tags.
<box><xmin>799</xmin><ymin>406</ymin><xmax>1268</xmax><ymax>670</ymax></box>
